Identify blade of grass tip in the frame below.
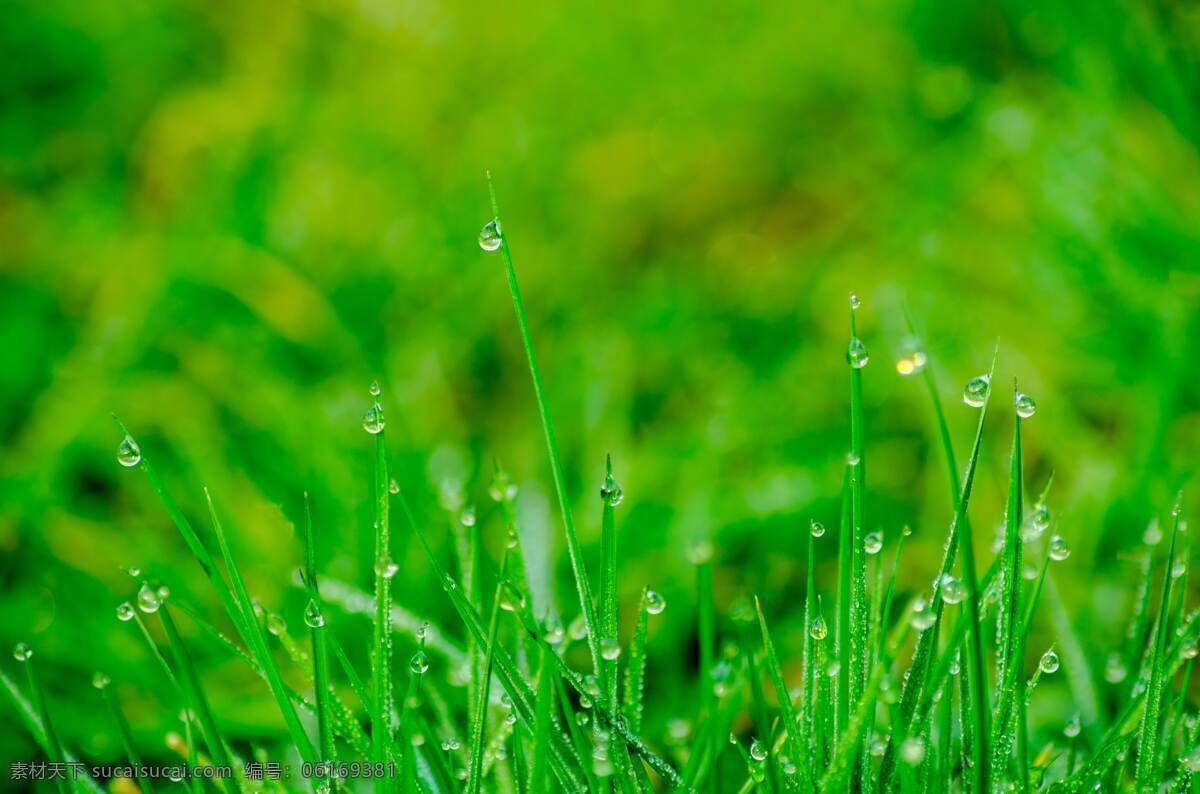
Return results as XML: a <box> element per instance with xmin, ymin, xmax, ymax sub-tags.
<box><xmin>467</xmin><ymin>578</ymin><xmax>505</xmax><ymax>794</ymax></box>
<box><xmin>882</xmin><ymin>349</ymin><xmax>998</xmax><ymax>791</ymax></box>
<box><xmin>847</xmin><ymin>297</ymin><xmax>869</xmax><ymax>782</ymax></box>
<box><xmin>158</xmin><ymin>607</ymin><xmax>233</xmax><ymax>780</ymax></box>
<box><xmin>989</xmin><ymin>380</ymin><xmax>1026</xmax><ymax>789</ymax></box>
<box><xmin>204</xmin><ymin>490</ymin><xmax>317</xmax><ymax>762</ymax></box>
<box><xmin>755</xmin><ymin>596</ymin><xmax>811</xmax><ymax>792</ymax></box>
<box><xmin>697</xmin><ymin>554</ymin><xmax>716</xmax><ymax>793</ymax></box>
<box><xmin>15</xmin><ymin>647</ymin><xmax>68</xmax><ymax>794</ymax></box>
<box><xmin>835</xmin><ymin>463</ymin><xmax>852</xmax><ymax>744</ymax></box>
<box><xmin>365</xmin><ymin>383</ymin><xmax>394</xmax><ymax>782</ymax></box>
<box><xmin>302</xmin><ymin>495</ymin><xmax>335</xmax><ymax>782</ymax></box>
<box><xmin>1135</xmin><ymin>503</ymin><xmax>1184</xmax><ymax>788</ymax></box>
<box><xmin>624</xmin><ymin>588</ymin><xmax>651</xmax><ymax>733</ymax></box>
<box><xmin>486</xmin><ymin>175</ymin><xmax>605</xmax><ymax>682</ymax></box>
<box><xmin>97</xmin><ymin>678</ymin><xmax>157</xmax><ymax>794</ymax></box>
<box><xmin>599</xmin><ymin>453</ymin><xmax>628</xmax><ymax>782</ymax></box>
<box><xmin>128</xmin><ymin>609</ymin><xmax>181</xmax><ymax>690</ymax></box>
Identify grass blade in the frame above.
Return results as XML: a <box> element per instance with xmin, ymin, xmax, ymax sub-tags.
<box><xmin>98</xmin><ymin>678</ymin><xmax>156</xmax><ymax>794</ymax></box>
<box><xmin>847</xmin><ymin>300</ymin><xmax>869</xmax><ymax>781</ymax></box>
<box><xmin>623</xmin><ymin>588</ymin><xmax>651</xmax><ymax>733</ymax></box>
<box><xmin>755</xmin><ymin>596</ymin><xmax>811</xmax><ymax>791</ymax></box>
<box><xmin>302</xmin><ymin>494</ymin><xmax>335</xmax><ymax>783</ymax></box>
<box><xmin>367</xmin><ymin>386</ymin><xmax>394</xmax><ymax>779</ymax></box>
<box><xmin>466</xmin><ymin>579</ymin><xmax>504</xmax><ymax>794</ymax></box>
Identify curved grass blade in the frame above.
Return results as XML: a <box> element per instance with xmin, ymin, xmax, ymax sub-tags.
<box><xmin>18</xmin><ymin>652</ymin><xmax>68</xmax><ymax>794</ymax></box>
<box><xmin>755</xmin><ymin>596</ymin><xmax>811</xmax><ymax>791</ymax></box>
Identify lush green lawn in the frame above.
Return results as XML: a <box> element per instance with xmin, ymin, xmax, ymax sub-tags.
<box><xmin>1</xmin><ymin>0</ymin><xmax>1199</xmax><ymax>790</ymax></box>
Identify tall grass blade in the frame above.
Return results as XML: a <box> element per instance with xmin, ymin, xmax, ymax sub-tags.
<box><xmin>624</xmin><ymin>588</ymin><xmax>650</xmax><ymax>733</ymax></box>
<box><xmin>755</xmin><ymin>596</ymin><xmax>811</xmax><ymax>791</ymax></box>
<box><xmin>302</xmin><ymin>494</ymin><xmax>336</xmax><ymax>781</ymax></box>
<box><xmin>466</xmin><ymin>580</ymin><xmax>504</xmax><ymax>794</ymax></box>
<box><xmin>98</xmin><ymin>680</ymin><xmax>156</xmax><ymax>794</ymax></box>
<box><xmin>368</xmin><ymin>387</ymin><xmax>394</xmax><ymax>780</ymax></box>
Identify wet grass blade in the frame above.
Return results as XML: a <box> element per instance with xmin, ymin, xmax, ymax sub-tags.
<box><xmin>302</xmin><ymin>494</ymin><xmax>335</xmax><ymax>779</ymax></box>
<box><xmin>530</xmin><ymin>644</ymin><xmax>555</xmax><ymax>793</ymax></box>
<box><xmin>741</xmin><ymin>622</ymin><xmax>780</xmax><ymax>793</ymax></box>
<box><xmin>834</xmin><ymin>463</ymin><xmax>852</xmax><ymax>743</ymax></box>
<box><xmin>1135</xmin><ymin>504</ymin><xmax>1183</xmax><ymax>788</ymax></box>
<box><xmin>755</xmin><ymin>596</ymin><xmax>811</xmax><ymax>791</ymax></box>
<box><xmin>624</xmin><ymin>588</ymin><xmax>650</xmax><ymax>733</ymax></box>
<box><xmin>697</xmin><ymin>555</ymin><xmax>716</xmax><ymax>792</ymax></box>
<box><xmin>159</xmin><ymin>606</ymin><xmax>233</xmax><ymax>785</ymax></box>
<box><xmin>599</xmin><ymin>454</ymin><xmax>627</xmax><ymax>780</ymax></box>
<box><xmin>466</xmin><ymin>580</ymin><xmax>504</xmax><ymax>794</ymax></box>
<box><xmin>99</xmin><ymin>680</ymin><xmax>156</xmax><ymax>794</ymax></box>
<box><xmin>204</xmin><ymin>490</ymin><xmax>317</xmax><ymax>762</ymax></box>
<box><xmin>17</xmin><ymin>652</ymin><xmax>68</xmax><ymax>794</ymax></box>
<box><xmin>487</xmin><ymin>176</ymin><xmax>605</xmax><ymax>685</ymax></box>
<box><xmin>847</xmin><ymin>302</ymin><xmax>868</xmax><ymax>780</ymax></box>
<box><xmin>368</xmin><ymin>388</ymin><xmax>394</xmax><ymax>779</ymax></box>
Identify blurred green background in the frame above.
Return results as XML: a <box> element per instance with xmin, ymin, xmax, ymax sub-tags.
<box><xmin>2</xmin><ymin>0</ymin><xmax>1200</xmax><ymax>779</ymax></box>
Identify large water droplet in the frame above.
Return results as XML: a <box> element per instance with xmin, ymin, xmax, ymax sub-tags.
<box><xmin>963</xmin><ymin>375</ymin><xmax>990</xmax><ymax>408</ymax></box>
<box><xmin>137</xmin><ymin>582</ymin><xmax>162</xmax><ymax>613</ymax></box>
<box><xmin>809</xmin><ymin>616</ymin><xmax>828</xmax><ymax>641</ymax></box>
<box><xmin>266</xmin><ymin>613</ymin><xmax>287</xmax><ymax>637</ymax></box>
<box><xmin>1039</xmin><ymin>649</ymin><xmax>1060</xmax><ymax>673</ymax></box>
<box><xmin>749</xmin><ymin>739</ymin><xmax>768</xmax><ymax>762</ymax></box>
<box><xmin>1064</xmin><ymin>714</ymin><xmax>1081</xmax><ymax>738</ymax></box>
<box><xmin>568</xmin><ymin>615</ymin><xmax>588</xmax><ymax>641</ymax></box>
<box><xmin>374</xmin><ymin>557</ymin><xmax>399</xmax><ymax>580</ymax></box>
<box><xmin>1048</xmin><ymin>534</ymin><xmax>1071</xmax><ymax>561</ymax></box>
<box><xmin>846</xmin><ymin>338</ymin><xmax>869</xmax><ymax>369</ymax></box>
<box><xmin>1181</xmin><ymin>745</ymin><xmax>1200</xmax><ymax>773</ymax></box>
<box><xmin>459</xmin><ymin>506</ymin><xmax>476</xmax><ymax>527</ymax></box>
<box><xmin>600</xmin><ymin>636</ymin><xmax>621</xmax><ymax>660</ymax></box>
<box><xmin>363</xmin><ymin>405</ymin><xmax>385</xmax><ymax>434</ymax></box>
<box><xmin>646</xmin><ymin>590</ymin><xmax>666</xmax><ymax>615</ymax></box>
<box><xmin>940</xmin><ymin>573</ymin><xmax>966</xmax><ymax>605</ymax></box>
<box><xmin>911</xmin><ymin>597</ymin><xmax>936</xmax><ymax>631</ymax></box>
<box><xmin>116</xmin><ymin>602</ymin><xmax>136</xmax><ymax>622</ymax></box>
<box><xmin>600</xmin><ymin>473</ymin><xmax>624</xmax><ymax>507</ymax></box>
<box><xmin>478</xmin><ymin>219</ymin><xmax>503</xmax><ymax>252</ymax></box>
<box><xmin>849</xmin><ymin>293</ymin><xmax>861</xmax><ymax>311</ymax></box>
<box><xmin>1104</xmin><ymin>653</ymin><xmax>1127</xmax><ymax>683</ymax></box>
<box><xmin>117</xmin><ymin>436</ymin><xmax>142</xmax><ymax>468</ymax></box>
<box><xmin>410</xmin><ymin>650</ymin><xmax>429</xmax><ymax>674</ymax></box>
<box><xmin>13</xmin><ymin>643</ymin><xmax>32</xmax><ymax>662</ymax></box>
<box><xmin>303</xmin><ymin>597</ymin><xmax>326</xmax><ymax>628</ymax></box>
<box><xmin>900</xmin><ymin>736</ymin><xmax>926</xmax><ymax>766</ymax></box>
<box><xmin>864</xmin><ymin>531</ymin><xmax>883</xmax><ymax>555</ymax></box>
<box><xmin>809</xmin><ymin>520</ymin><xmax>825</xmax><ymax>538</ymax></box>
<box><xmin>93</xmin><ymin>672</ymin><xmax>111</xmax><ymax>690</ymax></box>
<box><xmin>388</xmin><ymin>477</ymin><xmax>400</xmax><ymax>495</ymax></box>
<box><xmin>1181</xmin><ymin>636</ymin><xmax>1199</xmax><ymax>660</ymax></box>
<box><xmin>1015</xmin><ymin>392</ymin><xmax>1037</xmax><ymax>418</ymax></box>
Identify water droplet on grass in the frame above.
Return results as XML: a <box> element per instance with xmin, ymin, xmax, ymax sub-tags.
<box><xmin>911</xmin><ymin>598</ymin><xmax>936</xmax><ymax>631</ymax></box>
<box><xmin>479</xmin><ymin>219</ymin><xmax>503</xmax><ymax>252</ymax></box>
<box><xmin>13</xmin><ymin>643</ymin><xmax>31</xmax><ymax>661</ymax></box>
<box><xmin>600</xmin><ymin>636</ymin><xmax>621</xmax><ymax>660</ymax></box>
<box><xmin>900</xmin><ymin>737</ymin><xmax>926</xmax><ymax>765</ymax></box>
<box><xmin>963</xmin><ymin>375</ymin><xmax>990</xmax><ymax>407</ymax></box>
<box><xmin>646</xmin><ymin>590</ymin><xmax>666</xmax><ymax>615</ymax></box>
<box><xmin>809</xmin><ymin>616</ymin><xmax>828</xmax><ymax>641</ymax></box>
<box><xmin>388</xmin><ymin>477</ymin><xmax>400</xmax><ymax>494</ymax></box>
<box><xmin>93</xmin><ymin>672</ymin><xmax>111</xmax><ymax>690</ymax></box>
<box><xmin>940</xmin><ymin>574</ymin><xmax>966</xmax><ymax>604</ymax></box>
<box><xmin>117</xmin><ymin>436</ymin><xmax>142</xmax><ymax>467</ymax></box>
<box><xmin>1181</xmin><ymin>636</ymin><xmax>1199</xmax><ymax>660</ymax></box>
<box><xmin>568</xmin><ymin>615</ymin><xmax>588</xmax><ymax>641</ymax></box>
<box><xmin>410</xmin><ymin>650</ymin><xmax>429</xmax><ymax>674</ymax></box>
<box><xmin>810</xmin><ymin>520</ymin><xmax>825</xmax><ymax>538</ymax></box>
<box><xmin>362</xmin><ymin>405</ymin><xmax>385</xmax><ymax>434</ymax></box>
<box><xmin>303</xmin><ymin>598</ymin><xmax>325</xmax><ymax>628</ymax></box>
<box><xmin>849</xmin><ymin>293</ymin><xmax>861</xmax><ymax>310</ymax></box>
<box><xmin>1015</xmin><ymin>391</ymin><xmax>1037</xmax><ymax>418</ymax></box>
<box><xmin>600</xmin><ymin>473</ymin><xmax>624</xmax><ymax>507</ymax></box>
<box><xmin>749</xmin><ymin>739</ymin><xmax>768</xmax><ymax>761</ymax></box>
<box><xmin>1104</xmin><ymin>654</ymin><xmax>1127</xmax><ymax>683</ymax></box>
<box><xmin>137</xmin><ymin>582</ymin><xmax>162</xmax><ymax>613</ymax></box>
<box><xmin>1064</xmin><ymin>714</ymin><xmax>1081</xmax><ymax>738</ymax></box>
<box><xmin>1039</xmin><ymin>649</ymin><xmax>1060</xmax><ymax>673</ymax></box>
<box><xmin>1048</xmin><ymin>535</ymin><xmax>1071</xmax><ymax>561</ymax></box>
<box><xmin>1181</xmin><ymin>745</ymin><xmax>1200</xmax><ymax>773</ymax></box>
<box><xmin>846</xmin><ymin>338</ymin><xmax>869</xmax><ymax>369</ymax></box>
<box><xmin>864</xmin><ymin>531</ymin><xmax>883</xmax><ymax>555</ymax></box>
<box><xmin>266</xmin><ymin>613</ymin><xmax>286</xmax><ymax>636</ymax></box>
<box><xmin>116</xmin><ymin>602</ymin><xmax>136</xmax><ymax>622</ymax></box>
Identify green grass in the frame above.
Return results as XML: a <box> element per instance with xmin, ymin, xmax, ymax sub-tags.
<box><xmin>3</xmin><ymin>185</ymin><xmax>1199</xmax><ymax>794</ymax></box>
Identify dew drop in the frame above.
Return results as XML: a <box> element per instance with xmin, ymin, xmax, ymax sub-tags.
<box><xmin>1182</xmin><ymin>746</ymin><xmax>1200</xmax><ymax>773</ymax></box>
<box><xmin>116</xmin><ymin>602</ymin><xmax>136</xmax><ymax>622</ymax></box>
<box><xmin>808</xmin><ymin>616</ymin><xmax>828</xmax><ymax>641</ymax></box>
<box><xmin>303</xmin><ymin>598</ymin><xmax>326</xmax><ymax>628</ymax></box>
<box><xmin>1048</xmin><ymin>534</ymin><xmax>1071</xmax><ymax>562</ymax></box>
<box><xmin>600</xmin><ymin>473</ymin><xmax>624</xmax><ymax>507</ymax></box>
<box><xmin>117</xmin><ymin>436</ymin><xmax>142</xmax><ymax>468</ymax></box>
<box><xmin>137</xmin><ymin>582</ymin><xmax>162</xmax><ymax>613</ymax></box>
<box><xmin>1014</xmin><ymin>391</ymin><xmax>1036</xmax><ymax>418</ymax></box>
<box><xmin>900</xmin><ymin>736</ymin><xmax>926</xmax><ymax>766</ymax></box>
<box><xmin>1039</xmin><ymin>649</ymin><xmax>1060</xmax><ymax>674</ymax></box>
<box><xmin>410</xmin><ymin>650</ymin><xmax>429</xmax><ymax>674</ymax></box>
<box><xmin>846</xmin><ymin>452</ymin><xmax>860</xmax><ymax>466</ymax></box>
<box><xmin>583</xmin><ymin>675</ymin><xmax>600</xmax><ymax>698</ymax></box>
<box><xmin>388</xmin><ymin>477</ymin><xmax>400</xmax><ymax>495</ymax></box>
<box><xmin>93</xmin><ymin>672</ymin><xmax>111</xmax><ymax>690</ymax></box>
<box><xmin>940</xmin><ymin>574</ymin><xmax>966</xmax><ymax>605</ymax></box>
<box><xmin>645</xmin><ymin>590</ymin><xmax>666</xmax><ymax>615</ymax></box>
<box><xmin>849</xmin><ymin>293</ymin><xmax>861</xmax><ymax>310</ymax></box>
<box><xmin>749</xmin><ymin>739</ymin><xmax>768</xmax><ymax>762</ymax></box>
<box><xmin>374</xmin><ymin>557</ymin><xmax>399</xmax><ymax>579</ymax></box>
<box><xmin>846</xmin><ymin>338</ymin><xmax>869</xmax><ymax>369</ymax></box>
<box><xmin>1030</xmin><ymin>503</ymin><xmax>1050</xmax><ymax>532</ymax></box>
<box><xmin>809</xmin><ymin>520</ymin><xmax>826</xmax><ymax>538</ymax></box>
<box><xmin>362</xmin><ymin>405</ymin><xmax>385</xmax><ymax>435</ymax></box>
<box><xmin>864</xmin><ymin>531</ymin><xmax>883</xmax><ymax>555</ymax></box>
<box><xmin>505</xmin><ymin>528</ymin><xmax>519</xmax><ymax>549</ymax></box>
<box><xmin>962</xmin><ymin>375</ymin><xmax>990</xmax><ymax>408</ymax></box>
<box><xmin>1064</xmin><ymin>714</ymin><xmax>1081</xmax><ymax>738</ymax></box>
<box><xmin>369</xmin><ymin>380</ymin><xmax>381</xmax><ymax>397</ymax></box>
<box><xmin>459</xmin><ymin>506</ymin><xmax>476</xmax><ymax>527</ymax></box>
<box><xmin>600</xmin><ymin>636</ymin><xmax>621</xmax><ymax>660</ymax></box>
<box><xmin>266</xmin><ymin>613</ymin><xmax>287</xmax><ymax>637</ymax></box>
<box><xmin>911</xmin><ymin>597</ymin><xmax>936</xmax><ymax>631</ymax></box>
<box><xmin>13</xmin><ymin>643</ymin><xmax>32</xmax><ymax>662</ymax></box>
<box><xmin>1104</xmin><ymin>653</ymin><xmax>1127</xmax><ymax>683</ymax></box>
<box><xmin>478</xmin><ymin>219</ymin><xmax>503</xmax><ymax>252</ymax></box>
<box><xmin>443</xmin><ymin>575</ymin><xmax>458</xmax><ymax>591</ymax></box>
<box><xmin>1173</xmin><ymin>561</ymin><xmax>1187</xmax><ymax>579</ymax></box>
<box><xmin>568</xmin><ymin>615</ymin><xmax>588</xmax><ymax>641</ymax></box>
<box><xmin>1181</xmin><ymin>636</ymin><xmax>1199</xmax><ymax>661</ymax></box>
